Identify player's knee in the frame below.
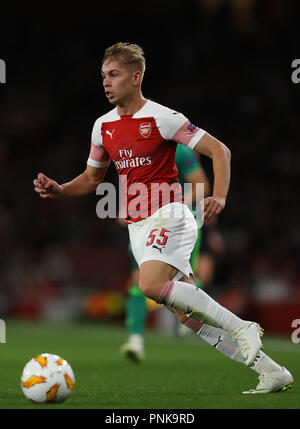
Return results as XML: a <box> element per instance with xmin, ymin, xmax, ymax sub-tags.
<box><xmin>138</xmin><ymin>278</ymin><xmax>157</xmax><ymax>300</ymax></box>
<box><xmin>138</xmin><ymin>272</ymin><xmax>162</xmax><ymax>301</ymax></box>
<box><xmin>139</xmin><ymin>261</ymin><xmax>177</xmax><ymax>301</ymax></box>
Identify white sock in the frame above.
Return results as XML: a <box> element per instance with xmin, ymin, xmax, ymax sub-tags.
<box><xmin>250</xmin><ymin>351</ymin><xmax>282</xmax><ymax>374</ymax></box>
<box><xmin>158</xmin><ymin>280</ymin><xmax>248</xmax><ymax>337</ymax></box>
<box><xmin>184</xmin><ymin>318</ymin><xmax>282</xmax><ymax>375</ymax></box>
<box><xmin>129</xmin><ymin>334</ymin><xmax>144</xmax><ymax>346</ymax></box>
<box><xmin>197</xmin><ymin>322</ymin><xmax>245</xmax><ymax>362</ymax></box>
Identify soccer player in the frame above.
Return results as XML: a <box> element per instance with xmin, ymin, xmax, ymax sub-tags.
<box><xmin>120</xmin><ymin>143</ymin><xmax>211</xmax><ymax>361</ymax></box>
<box><xmin>33</xmin><ymin>43</ymin><xmax>293</xmax><ymax>393</ymax></box>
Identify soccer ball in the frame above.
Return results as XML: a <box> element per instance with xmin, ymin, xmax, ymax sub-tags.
<box><xmin>21</xmin><ymin>353</ymin><xmax>75</xmax><ymax>403</ymax></box>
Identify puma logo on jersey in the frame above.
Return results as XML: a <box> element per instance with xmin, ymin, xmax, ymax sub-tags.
<box><xmin>106</xmin><ymin>129</ymin><xmax>115</xmax><ymax>139</ymax></box>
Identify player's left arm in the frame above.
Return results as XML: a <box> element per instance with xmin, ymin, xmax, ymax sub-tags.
<box><xmin>184</xmin><ymin>168</ymin><xmax>211</xmax><ymax>208</ymax></box>
<box><xmin>158</xmin><ymin>109</ymin><xmax>230</xmax><ymax>221</ymax></box>
<box><xmin>193</xmin><ymin>133</ymin><xmax>231</xmax><ymax>222</ymax></box>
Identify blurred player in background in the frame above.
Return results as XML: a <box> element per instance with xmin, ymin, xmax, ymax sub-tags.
<box><xmin>33</xmin><ymin>42</ymin><xmax>293</xmax><ymax>394</ymax></box>
<box><xmin>120</xmin><ymin>143</ymin><xmax>211</xmax><ymax>361</ymax></box>
<box><xmin>197</xmin><ymin>218</ymin><xmax>226</xmax><ymax>288</ymax></box>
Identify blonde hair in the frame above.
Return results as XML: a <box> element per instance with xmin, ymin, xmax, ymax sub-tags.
<box><xmin>102</xmin><ymin>42</ymin><xmax>146</xmax><ymax>74</ymax></box>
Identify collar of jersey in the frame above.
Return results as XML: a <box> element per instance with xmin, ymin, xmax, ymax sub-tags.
<box><xmin>118</xmin><ymin>99</ymin><xmax>150</xmax><ymax>119</ymax></box>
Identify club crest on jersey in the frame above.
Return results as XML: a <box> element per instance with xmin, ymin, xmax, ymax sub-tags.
<box><xmin>139</xmin><ymin>122</ymin><xmax>152</xmax><ymax>139</ymax></box>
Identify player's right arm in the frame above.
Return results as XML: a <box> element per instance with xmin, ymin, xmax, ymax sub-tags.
<box><xmin>33</xmin><ymin>165</ymin><xmax>108</xmax><ymax>199</ymax></box>
<box><xmin>33</xmin><ymin>118</ymin><xmax>111</xmax><ymax>199</ymax></box>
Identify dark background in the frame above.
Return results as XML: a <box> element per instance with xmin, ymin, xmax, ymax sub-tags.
<box><xmin>0</xmin><ymin>0</ymin><xmax>299</xmax><ymax>332</ymax></box>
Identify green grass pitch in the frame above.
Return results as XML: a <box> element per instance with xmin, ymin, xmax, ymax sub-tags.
<box><xmin>0</xmin><ymin>319</ymin><xmax>299</xmax><ymax>409</ymax></box>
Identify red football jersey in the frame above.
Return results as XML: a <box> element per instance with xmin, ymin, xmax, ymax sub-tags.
<box><xmin>87</xmin><ymin>100</ymin><xmax>206</xmax><ymax>222</ymax></box>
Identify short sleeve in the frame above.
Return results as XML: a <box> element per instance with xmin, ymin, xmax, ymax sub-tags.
<box><xmin>157</xmin><ymin>110</ymin><xmax>206</xmax><ymax>149</ymax></box>
<box><xmin>91</xmin><ymin>118</ymin><xmax>103</xmax><ymax>147</ymax></box>
<box><xmin>87</xmin><ymin>119</ymin><xmax>111</xmax><ymax>168</ymax></box>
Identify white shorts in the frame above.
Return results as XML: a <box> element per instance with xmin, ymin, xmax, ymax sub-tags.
<box><xmin>128</xmin><ymin>202</ymin><xmax>198</xmax><ymax>278</ymax></box>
